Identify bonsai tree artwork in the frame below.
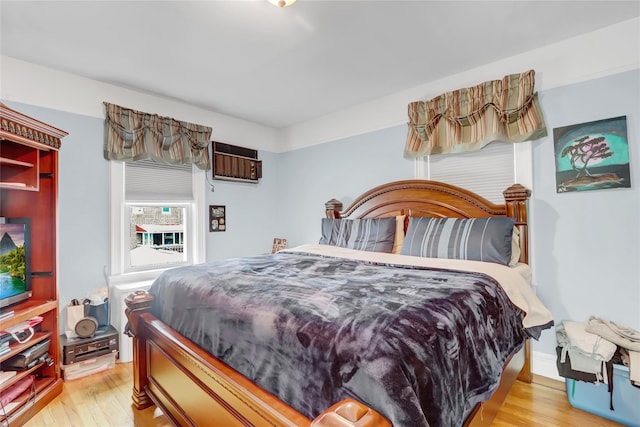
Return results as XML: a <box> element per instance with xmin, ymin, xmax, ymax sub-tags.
<box><xmin>554</xmin><ymin>116</ymin><xmax>630</xmax><ymax>193</ymax></box>
<box><xmin>561</xmin><ymin>135</ymin><xmax>613</xmax><ymax>177</ymax></box>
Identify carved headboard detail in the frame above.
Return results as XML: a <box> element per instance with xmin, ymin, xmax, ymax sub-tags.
<box><xmin>325</xmin><ymin>180</ymin><xmax>531</xmax><ymax>264</ymax></box>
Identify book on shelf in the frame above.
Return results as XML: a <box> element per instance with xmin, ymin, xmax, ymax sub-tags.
<box><xmin>0</xmin><ymin>182</ymin><xmax>27</xmax><ymax>188</ymax></box>
<box><xmin>0</xmin><ymin>401</ymin><xmax>20</xmax><ymax>414</ymax></box>
<box><xmin>0</xmin><ymin>333</ymin><xmax>11</xmax><ymax>346</ymax></box>
<box><xmin>0</xmin><ymin>371</ymin><xmax>17</xmax><ymax>386</ymax></box>
<box><xmin>0</xmin><ymin>342</ymin><xmax>10</xmax><ymax>357</ymax></box>
<box><xmin>0</xmin><ymin>375</ymin><xmax>34</xmax><ymax>406</ymax></box>
<box><xmin>0</xmin><ymin>310</ymin><xmax>14</xmax><ymax>321</ymax></box>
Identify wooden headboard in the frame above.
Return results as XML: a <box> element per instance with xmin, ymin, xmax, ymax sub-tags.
<box><xmin>324</xmin><ymin>180</ymin><xmax>531</xmax><ymax>264</ymax></box>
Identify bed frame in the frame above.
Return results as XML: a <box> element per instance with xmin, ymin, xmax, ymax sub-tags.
<box><xmin>125</xmin><ymin>179</ymin><xmax>531</xmax><ymax>427</ymax></box>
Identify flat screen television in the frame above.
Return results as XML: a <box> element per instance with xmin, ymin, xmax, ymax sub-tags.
<box><xmin>0</xmin><ymin>217</ymin><xmax>32</xmax><ymax>309</ymax></box>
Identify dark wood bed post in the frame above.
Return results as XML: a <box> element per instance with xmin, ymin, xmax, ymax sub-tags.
<box><xmin>503</xmin><ymin>184</ymin><xmax>531</xmax><ymax>266</ymax></box>
<box><xmin>503</xmin><ymin>183</ymin><xmax>533</xmax><ymax>384</ymax></box>
<box><xmin>124</xmin><ymin>290</ymin><xmax>155</xmax><ymax>409</ymax></box>
<box><xmin>325</xmin><ymin>199</ymin><xmax>343</xmax><ymax>219</ymax></box>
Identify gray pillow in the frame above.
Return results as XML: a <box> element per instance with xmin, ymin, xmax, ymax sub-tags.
<box><xmin>319</xmin><ymin>217</ymin><xmax>396</xmax><ymax>253</ymax></box>
<box><xmin>319</xmin><ymin>218</ymin><xmax>351</xmax><ymax>248</ymax></box>
<box><xmin>400</xmin><ymin>216</ymin><xmax>515</xmax><ymax>265</ymax></box>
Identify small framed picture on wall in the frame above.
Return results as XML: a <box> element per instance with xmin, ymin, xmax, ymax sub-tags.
<box><xmin>209</xmin><ymin>205</ymin><xmax>226</xmax><ymax>232</ymax></box>
<box><xmin>272</xmin><ymin>238</ymin><xmax>287</xmax><ymax>253</ymax></box>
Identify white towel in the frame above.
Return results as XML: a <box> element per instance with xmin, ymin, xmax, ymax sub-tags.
<box><xmin>559</xmin><ymin>321</ymin><xmax>616</xmax><ymax>383</ymax></box>
<box><xmin>564</xmin><ymin>321</ymin><xmax>617</xmax><ymax>362</ymax></box>
<box><xmin>585</xmin><ymin>316</ymin><xmax>640</xmax><ymax>352</ymax></box>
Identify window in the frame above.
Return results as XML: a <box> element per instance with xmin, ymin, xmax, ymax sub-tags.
<box><xmin>109</xmin><ymin>160</ymin><xmax>206</xmax><ymax>284</ymax></box>
<box><xmin>415</xmin><ymin>141</ymin><xmax>533</xmax><ymax>204</ymax></box>
<box><xmin>129</xmin><ymin>205</ymin><xmax>186</xmax><ymax>269</ymax></box>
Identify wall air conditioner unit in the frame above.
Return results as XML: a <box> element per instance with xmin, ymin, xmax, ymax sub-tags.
<box><xmin>212</xmin><ymin>141</ymin><xmax>262</xmax><ymax>183</ymax></box>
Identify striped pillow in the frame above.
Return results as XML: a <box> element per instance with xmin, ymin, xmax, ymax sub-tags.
<box><xmin>400</xmin><ymin>216</ymin><xmax>516</xmax><ymax>265</ymax></box>
<box><xmin>319</xmin><ymin>218</ymin><xmax>396</xmax><ymax>253</ymax></box>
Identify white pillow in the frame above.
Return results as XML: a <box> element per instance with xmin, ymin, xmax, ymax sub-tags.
<box><xmin>392</xmin><ymin>215</ymin><xmax>406</xmax><ymax>255</ymax></box>
<box><xmin>509</xmin><ymin>226</ymin><xmax>521</xmax><ymax>266</ymax></box>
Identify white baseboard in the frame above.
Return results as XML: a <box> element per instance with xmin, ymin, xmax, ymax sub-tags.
<box><xmin>532</xmin><ymin>350</ymin><xmax>563</xmax><ymax>382</ymax></box>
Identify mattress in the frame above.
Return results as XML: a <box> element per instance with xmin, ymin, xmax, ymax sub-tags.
<box><xmin>149</xmin><ymin>245</ymin><xmax>552</xmax><ymax>426</ymax></box>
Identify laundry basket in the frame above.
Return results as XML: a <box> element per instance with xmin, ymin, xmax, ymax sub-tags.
<box><xmin>566</xmin><ymin>364</ymin><xmax>639</xmax><ymax>427</ymax></box>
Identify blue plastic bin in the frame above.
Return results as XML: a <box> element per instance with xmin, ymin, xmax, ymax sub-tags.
<box><xmin>566</xmin><ymin>364</ymin><xmax>640</xmax><ymax>427</ymax></box>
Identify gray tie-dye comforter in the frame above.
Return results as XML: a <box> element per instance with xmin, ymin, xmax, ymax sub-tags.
<box><xmin>149</xmin><ymin>250</ymin><xmax>535</xmax><ymax>427</ymax></box>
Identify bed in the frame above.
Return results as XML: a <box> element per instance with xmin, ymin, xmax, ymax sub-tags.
<box><xmin>125</xmin><ymin>179</ymin><xmax>552</xmax><ymax>427</ymax></box>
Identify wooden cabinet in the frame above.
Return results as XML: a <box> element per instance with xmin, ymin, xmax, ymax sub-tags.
<box><xmin>0</xmin><ymin>103</ymin><xmax>67</xmax><ymax>425</ymax></box>
<box><xmin>0</xmin><ymin>142</ymin><xmax>40</xmax><ymax>190</ymax></box>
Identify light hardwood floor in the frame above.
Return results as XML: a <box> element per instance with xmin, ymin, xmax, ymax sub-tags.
<box><xmin>22</xmin><ymin>363</ymin><xmax>624</xmax><ymax>427</ymax></box>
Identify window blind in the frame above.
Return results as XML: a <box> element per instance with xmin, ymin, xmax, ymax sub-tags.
<box><xmin>125</xmin><ymin>160</ymin><xmax>193</xmax><ymax>201</ymax></box>
<box><xmin>428</xmin><ymin>142</ymin><xmax>515</xmax><ymax>204</ymax></box>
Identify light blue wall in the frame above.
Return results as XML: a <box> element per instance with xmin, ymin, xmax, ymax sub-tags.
<box><xmin>2</xmin><ymin>101</ymin><xmax>110</xmax><ymax>307</ymax></box>
<box><xmin>4</xmin><ymin>69</ymin><xmax>639</xmax><ymax>363</ymax></box>
<box><xmin>276</xmin><ymin>70</ymin><xmax>640</xmax><ymax>357</ymax></box>
<box><xmin>531</xmin><ymin>69</ymin><xmax>640</xmax><ymax>353</ymax></box>
<box><xmin>1</xmin><ymin>101</ymin><xmax>283</xmax><ymax>302</ymax></box>
<box><xmin>278</xmin><ymin>125</ymin><xmax>414</xmax><ymax>247</ymax></box>
<box><xmin>205</xmin><ymin>150</ymin><xmax>283</xmax><ymax>259</ymax></box>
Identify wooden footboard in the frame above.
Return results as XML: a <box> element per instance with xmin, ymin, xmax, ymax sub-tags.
<box><xmin>125</xmin><ymin>291</ymin><xmax>391</xmax><ymax>427</ymax></box>
<box><xmin>126</xmin><ymin>291</ymin><xmax>526</xmax><ymax>427</ymax></box>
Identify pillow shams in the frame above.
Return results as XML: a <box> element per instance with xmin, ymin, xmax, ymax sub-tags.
<box><xmin>319</xmin><ymin>217</ymin><xmax>396</xmax><ymax>253</ymax></box>
<box><xmin>319</xmin><ymin>218</ymin><xmax>351</xmax><ymax>247</ymax></box>
<box><xmin>400</xmin><ymin>216</ymin><xmax>516</xmax><ymax>266</ymax></box>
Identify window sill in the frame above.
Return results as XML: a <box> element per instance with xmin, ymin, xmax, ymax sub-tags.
<box><xmin>106</xmin><ymin>268</ymin><xmax>169</xmax><ymax>288</ymax></box>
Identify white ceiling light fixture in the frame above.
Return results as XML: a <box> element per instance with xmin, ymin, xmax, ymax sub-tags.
<box><xmin>268</xmin><ymin>0</ymin><xmax>297</xmax><ymax>8</ymax></box>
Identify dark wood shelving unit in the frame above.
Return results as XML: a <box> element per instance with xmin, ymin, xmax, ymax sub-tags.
<box><xmin>0</xmin><ymin>102</ymin><xmax>67</xmax><ymax>425</ymax></box>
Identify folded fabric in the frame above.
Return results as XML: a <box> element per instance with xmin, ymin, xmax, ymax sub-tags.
<box><xmin>556</xmin><ymin>346</ymin><xmax>599</xmax><ymax>383</ymax></box>
<box><xmin>629</xmin><ymin>350</ymin><xmax>640</xmax><ymax>385</ymax></box>
<box><xmin>564</xmin><ymin>321</ymin><xmax>617</xmax><ymax>361</ymax></box>
<box><xmin>585</xmin><ymin>316</ymin><xmax>640</xmax><ymax>352</ymax></box>
<box><xmin>567</xmin><ymin>349</ymin><xmax>609</xmax><ymax>381</ymax></box>
<box><xmin>556</xmin><ymin>322</ymin><xmax>613</xmax><ymax>383</ymax></box>
<box><xmin>556</xmin><ymin>323</ymin><xmax>569</xmax><ymax>347</ymax></box>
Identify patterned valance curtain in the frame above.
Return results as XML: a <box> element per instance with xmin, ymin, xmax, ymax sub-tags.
<box><xmin>103</xmin><ymin>102</ymin><xmax>212</xmax><ymax>170</ymax></box>
<box><xmin>404</xmin><ymin>70</ymin><xmax>547</xmax><ymax>158</ymax></box>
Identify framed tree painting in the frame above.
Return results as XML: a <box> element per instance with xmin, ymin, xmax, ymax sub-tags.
<box><xmin>554</xmin><ymin>116</ymin><xmax>630</xmax><ymax>193</ymax></box>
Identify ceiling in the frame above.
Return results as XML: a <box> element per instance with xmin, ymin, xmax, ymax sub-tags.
<box><xmin>1</xmin><ymin>1</ymin><xmax>639</xmax><ymax>129</ymax></box>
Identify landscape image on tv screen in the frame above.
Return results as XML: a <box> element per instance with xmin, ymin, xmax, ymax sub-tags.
<box><xmin>0</xmin><ymin>222</ymin><xmax>27</xmax><ymax>300</ymax></box>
